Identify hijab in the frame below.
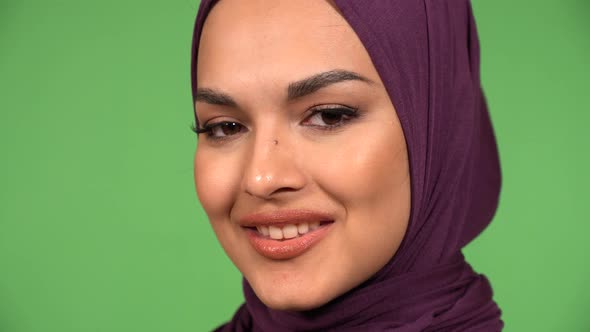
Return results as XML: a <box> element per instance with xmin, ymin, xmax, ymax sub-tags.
<box><xmin>191</xmin><ymin>0</ymin><xmax>503</xmax><ymax>330</ymax></box>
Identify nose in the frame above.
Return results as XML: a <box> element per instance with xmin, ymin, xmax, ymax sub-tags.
<box><xmin>242</xmin><ymin>134</ymin><xmax>306</xmax><ymax>200</ymax></box>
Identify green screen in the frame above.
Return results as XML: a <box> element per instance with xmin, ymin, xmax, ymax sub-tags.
<box><xmin>1</xmin><ymin>1</ymin><xmax>588</xmax><ymax>331</ymax></box>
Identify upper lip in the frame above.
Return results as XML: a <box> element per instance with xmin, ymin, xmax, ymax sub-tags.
<box><xmin>238</xmin><ymin>209</ymin><xmax>334</xmax><ymax>227</ymax></box>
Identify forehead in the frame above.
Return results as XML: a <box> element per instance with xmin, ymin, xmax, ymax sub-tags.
<box><xmin>196</xmin><ymin>0</ymin><xmax>379</xmax><ymax>88</ymax></box>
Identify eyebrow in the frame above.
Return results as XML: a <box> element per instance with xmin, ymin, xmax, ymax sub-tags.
<box><xmin>287</xmin><ymin>69</ymin><xmax>373</xmax><ymax>100</ymax></box>
<box><xmin>195</xmin><ymin>88</ymin><xmax>238</xmax><ymax>107</ymax></box>
<box><xmin>195</xmin><ymin>69</ymin><xmax>373</xmax><ymax>107</ymax></box>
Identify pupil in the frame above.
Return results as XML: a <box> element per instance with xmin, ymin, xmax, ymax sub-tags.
<box><xmin>321</xmin><ymin>112</ymin><xmax>343</xmax><ymax>125</ymax></box>
<box><xmin>222</xmin><ymin>122</ymin><xmax>240</xmax><ymax>135</ymax></box>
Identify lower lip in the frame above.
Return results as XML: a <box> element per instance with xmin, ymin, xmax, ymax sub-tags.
<box><xmin>245</xmin><ymin>224</ymin><xmax>333</xmax><ymax>260</ymax></box>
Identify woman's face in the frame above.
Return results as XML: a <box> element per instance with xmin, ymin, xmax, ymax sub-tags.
<box><xmin>194</xmin><ymin>0</ymin><xmax>410</xmax><ymax>311</ymax></box>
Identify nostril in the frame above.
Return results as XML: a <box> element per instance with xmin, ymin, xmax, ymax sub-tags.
<box><xmin>246</xmin><ymin>186</ymin><xmax>298</xmax><ymax>199</ymax></box>
<box><xmin>269</xmin><ymin>187</ymin><xmax>299</xmax><ymax>196</ymax></box>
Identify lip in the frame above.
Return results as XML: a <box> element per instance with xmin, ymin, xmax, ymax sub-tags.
<box><xmin>239</xmin><ymin>209</ymin><xmax>334</xmax><ymax>260</ymax></box>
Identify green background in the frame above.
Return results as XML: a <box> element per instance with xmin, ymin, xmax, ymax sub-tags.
<box><xmin>0</xmin><ymin>0</ymin><xmax>588</xmax><ymax>331</ymax></box>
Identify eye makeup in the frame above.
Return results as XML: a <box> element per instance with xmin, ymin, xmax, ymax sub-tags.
<box><xmin>191</xmin><ymin>103</ymin><xmax>362</xmax><ymax>142</ymax></box>
<box><xmin>301</xmin><ymin>104</ymin><xmax>360</xmax><ymax>131</ymax></box>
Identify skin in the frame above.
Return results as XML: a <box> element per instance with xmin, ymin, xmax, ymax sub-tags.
<box><xmin>194</xmin><ymin>0</ymin><xmax>411</xmax><ymax>311</ymax></box>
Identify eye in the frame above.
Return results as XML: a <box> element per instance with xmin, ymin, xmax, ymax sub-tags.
<box><xmin>301</xmin><ymin>105</ymin><xmax>359</xmax><ymax>129</ymax></box>
<box><xmin>194</xmin><ymin>121</ymin><xmax>247</xmax><ymax>139</ymax></box>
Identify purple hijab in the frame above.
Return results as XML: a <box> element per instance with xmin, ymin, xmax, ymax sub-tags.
<box><xmin>191</xmin><ymin>0</ymin><xmax>503</xmax><ymax>331</ymax></box>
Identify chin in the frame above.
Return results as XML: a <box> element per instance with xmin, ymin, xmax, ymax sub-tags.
<box><xmin>259</xmin><ymin>293</ymin><xmax>329</xmax><ymax>312</ymax></box>
<box><xmin>252</xmin><ymin>280</ymin><xmax>334</xmax><ymax>312</ymax></box>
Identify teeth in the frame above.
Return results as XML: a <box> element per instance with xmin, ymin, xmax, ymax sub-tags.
<box><xmin>268</xmin><ymin>225</ymin><xmax>283</xmax><ymax>240</ymax></box>
<box><xmin>257</xmin><ymin>226</ymin><xmax>269</xmax><ymax>236</ymax></box>
<box><xmin>282</xmin><ymin>224</ymin><xmax>298</xmax><ymax>239</ymax></box>
<box><xmin>255</xmin><ymin>222</ymin><xmax>322</xmax><ymax>239</ymax></box>
<box><xmin>297</xmin><ymin>223</ymin><xmax>309</xmax><ymax>234</ymax></box>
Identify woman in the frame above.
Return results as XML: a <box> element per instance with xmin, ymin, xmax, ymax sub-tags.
<box><xmin>191</xmin><ymin>0</ymin><xmax>503</xmax><ymax>331</ymax></box>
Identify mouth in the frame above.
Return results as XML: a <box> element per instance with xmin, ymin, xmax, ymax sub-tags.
<box><xmin>239</xmin><ymin>210</ymin><xmax>335</xmax><ymax>260</ymax></box>
<box><xmin>247</xmin><ymin>220</ymin><xmax>332</xmax><ymax>240</ymax></box>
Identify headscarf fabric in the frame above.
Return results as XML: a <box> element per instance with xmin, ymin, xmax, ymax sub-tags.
<box><xmin>191</xmin><ymin>1</ymin><xmax>503</xmax><ymax>331</ymax></box>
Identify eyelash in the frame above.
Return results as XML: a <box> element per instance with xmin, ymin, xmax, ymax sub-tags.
<box><xmin>191</xmin><ymin>105</ymin><xmax>359</xmax><ymax>140</ymax></box>
<box><xmin>303</xmin><ymin>105</ymin><xmax>360</xmax><ymax>131</ymax></box>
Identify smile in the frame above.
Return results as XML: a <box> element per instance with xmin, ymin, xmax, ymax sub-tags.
<box><xmin>255</xmin><ymin>221</ymin><xmax>320</xmax><ymax>240</ymax></box>
<box><xmin>239</xmin><ymin>210</ymin><xmax>334</xmax><ymax>260</ymax></box>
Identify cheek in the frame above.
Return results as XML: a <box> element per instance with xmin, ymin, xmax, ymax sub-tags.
<box><xmin>308</xmin><ymin>124</ymin><xmax>410</xmax><ymax>266</ymax></box>
<box><xmin>310</xmin><ymin>126</ymin><xmax>409</xmax><ymax>210</ymax></box>
<box><xmin>194</xmin><ymin>147</ymin><xmax>242</xmax><ymax>221</ymax></box>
